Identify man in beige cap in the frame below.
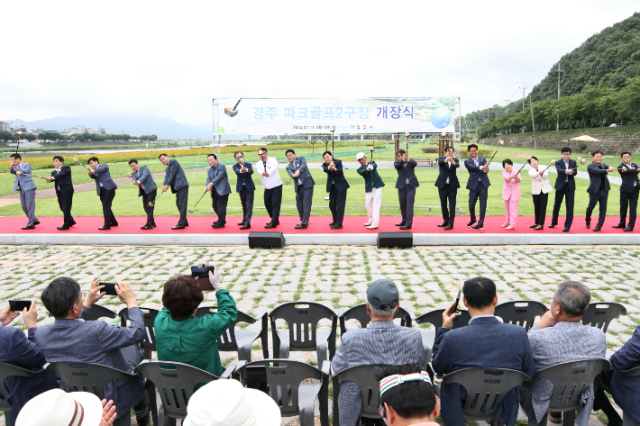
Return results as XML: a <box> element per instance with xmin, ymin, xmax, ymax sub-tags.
<box><xmin>17</xmin><ymin>389</ymin><xmax>116</xmax><ymax>426</ymax></box>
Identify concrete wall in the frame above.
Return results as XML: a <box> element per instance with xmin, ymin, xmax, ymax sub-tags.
<box><xmin>482</xmin><ymin>132</ymin><xmax>640</xmax><ymax>155</ymax></box>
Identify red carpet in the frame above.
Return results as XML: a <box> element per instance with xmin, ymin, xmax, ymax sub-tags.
<box><xmin>0</xmin><ymin>215</ymin><xmax>631</xmax><ymax>234</ymax></box>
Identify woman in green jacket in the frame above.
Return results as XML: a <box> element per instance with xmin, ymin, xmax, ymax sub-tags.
<box><xmin>154</xmin><ymin>268</ymin><xmax>237</xmax><ymax>376</ymax></box>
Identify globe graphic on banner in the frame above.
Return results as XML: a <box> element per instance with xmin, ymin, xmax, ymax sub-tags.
<box><xmin>430</xmin><ymin>107</ymin><xmax>452</xmax><ymax>129</ymax></box>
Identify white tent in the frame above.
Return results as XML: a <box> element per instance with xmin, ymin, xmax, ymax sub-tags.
<box><xmin>570</xmin><ymin>135</ymin><xmax>600</xmax><ymax>142</ymax></box>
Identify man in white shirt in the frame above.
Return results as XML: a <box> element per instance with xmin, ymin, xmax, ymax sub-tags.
<box><xmin>255</xmin><ymin>147</ymin><xmax>283</xmax><ymax>229</ymax></box>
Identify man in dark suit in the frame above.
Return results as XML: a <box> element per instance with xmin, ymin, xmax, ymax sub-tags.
<box><xmin>435</xmin><ymin>146</ymin><xmax>459</xmax><ymax>230</ymax></box>
<box><xmin>322</xmin><ymin>151</ymin><xmax>349</xmax><ymax>229</ymax></box>
<box><xmin>232</xmin><ymin>151</ymin><xmax>255</xmax><ymax>230</ymax></box>
<box><xmin>160</xmin><ymin>153</ymin><xmax>189</xmax><ymax>230</ymax></box>
<box><xmin>615</xmin><ymin>151</ymin><xmax>639</xmax><ymax>232</ymax></box>
<box><xmin>286</xmin><ymin>149</ymin><xmax>315</xmax><ymax>229</ymax></box>
<box><xmin>394</xmin><ymin>150</ymin><xmax>419</xmax><ymax>230</ymax></box>
<box><xmin>463</xmin><ymin>144</ymin><xmax>490</xmax><ymax>231</ymax></box>
<box><xmin>129</xmin><ymin>159</ymin><xmax>157</xmax><ymax>230</ymax></box>
<box><xmin>206</xmin><ymin>153</ymin><xmax>231</xmax><ymax>229</ymax></box>
<box><xmin>432</xmin><ymin>276</ymin><xmax>536</xmax><ymax>426</ymax></box>
<box><xmin>45</xmin><ymin>155</ymin><xmax>75</xmax><ymax>230</ymax></box>
<box><xmin>585</xmin><ymin>150</ymin><xmax>615</xmax><ymax>232</ymax></box>
<box><xmin>88</xmin><ymin>156</ymin><xmax>118</xmax><ymax>231</ymax></box>
<box><xmin>550</xmin><ymin>147</ymin><xmax>577</xmax><ymax>232</ymax></box>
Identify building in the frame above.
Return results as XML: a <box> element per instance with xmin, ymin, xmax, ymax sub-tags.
<box><xmin>63</xmin><ymin>125</ymin><xmax>106</xmax><ymax>135</ymax></box>
<box><xmin>0</xmin><ymin>121</ymin><xmax>10</xmax><ymax>132</ymax></box>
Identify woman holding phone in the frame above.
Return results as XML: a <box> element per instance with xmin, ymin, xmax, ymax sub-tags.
<box><xmin>527</xmin><ymin>156</ymin><xmax>553</xmax><ymax>231</ymax></box>
<box><xmin>501</xmin><ymin>159</ymin><xmax>522</xmax><ymax>230</ymax></box>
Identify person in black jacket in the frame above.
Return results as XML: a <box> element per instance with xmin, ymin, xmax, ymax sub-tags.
<box><xmin>434</xmin><ymin>146</ymin><xmax>459</xmax><ymax>230</ymax></box>
<box><xmin>615</xmin><ymin>151</ymin><xmax>639</xmax><ymax>232</ymax></box>
<box><xmin>585</xmin><ymin>150</ymin><xmax>615</xmax><ymax>232</ymax></box>
<box><xmin>322</xmin><ymin>151</ymin><xmax>349</xmax><ymax>229</ymax></box>
<box><xmin>45</xmin><ymin>156</ymin><xmax>75</xmax><ymax>230</ymax></box>
<box><xmin>394</xmin><ymin>150</ymin><xmax>419</xmax><ymax>230</ymax></box>
<box><xmin>550</xmin><ymin>147</ymin><xmax>577</xmax><ymax>232</ymax></box>
<box><xmin>232</xmin><ymin>151</ymin><xmax>255</xmax><ymax>230</ymax></box>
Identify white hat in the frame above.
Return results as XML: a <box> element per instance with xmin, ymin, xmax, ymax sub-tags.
<box><xmin>16</xmin><ymin>389</ymin><xmax>103</xmax><ymax>426</ymax></box>
<box><xmin>183</xmin><ymin>379</ymin><xmax>281</xmax><ymax>426</ymax></box>
<box><xmin>356</xmin><ymin>152</ymin><xmax>366</xmax><ymax>160</ymax></box>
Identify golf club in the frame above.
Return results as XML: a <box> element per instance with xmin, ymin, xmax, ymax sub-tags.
<box><xmin>573</xmin><ymin>156</ymin><xmax>587</xmax><ymax>173</ymax></box>
<box><xmin>369</xmin><ymin>146</ymin><xmax>375</xmax><ymax>161</ymax></box>
<box><xmin>126</xmin><ymin>172</ymin><xmax>137</xmax><ymax>184</ymax></box>
<box><xmin>513</xmin><ymin>156</ymin><xmax>532</xmax><ymax>176</ymax></box>
<box><xmin>487</xmin><ymin>140</ymin><xmax>505</xmax><ymax>164</ymax></box>
<box><xmin>224</xmin><ymin>99</ymin><xmax>242</xmax><ymax>117</ymax></box>
<box><xmin>22</xmin><ymin>173</ymin><xmax>48</xmax><ymax>180</ymax></box>
<box><xmin>15</xmin><ymin>131</ymin><xmax>22</xmax><ymax>154</ymax></box>
<box><xmin>149</xmin><ymin>189</ymin><xmax>166</xmax><ymax>207</ymax></box>
<box><xmin>541</xmin><ymin>159</ymin><xmax>556</xmax><ymax>173</ymax></box>
<box><xmin>73</xmin><ymin>156</ymin><xmax>91</xmax><ymax>171</ymax></box>
<box><xmin>188</xmin><ymin>190</ymin><xmax>208</xmax><ymax>214</ymax></box>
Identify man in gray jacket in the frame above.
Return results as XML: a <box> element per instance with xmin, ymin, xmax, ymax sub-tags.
<box><xmin>9</xmin><ymin>153</ymin><xmax>39</xmax><ymax>230</ymax></box>
<box><xmin>159</xmin><ymin>153</ymin><xmax>189</xmax><ymax>229</ymax></box>
<box><xmin>88</xmin><ymin>156</ymin><xmax>118</xmax><ymax>230</ymax></box>
<box><xmin>206</xmin><ymin>153</ymin><xmax>231</xmax><ymax>229</ymax></box>
<box><xmin>129</xmin><ymin>159</ymin><xmax>158</xmax><ymax>230</ymax></box>
<box><xmin>286</xmin><ymin>149</ymin><xmax>315</xmax><ymax>229</ymax></box>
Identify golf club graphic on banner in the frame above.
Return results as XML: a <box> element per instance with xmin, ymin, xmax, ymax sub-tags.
<box><xmin>213</xmin><ymin>98</ymin><xmax>458</xmax><ymax>135</ymax></box>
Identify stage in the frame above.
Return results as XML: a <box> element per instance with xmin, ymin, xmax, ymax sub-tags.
<box><xmin>0</xmin><ymin>215</ymin><xmax>638</xmax><ymax>246</ymax></box>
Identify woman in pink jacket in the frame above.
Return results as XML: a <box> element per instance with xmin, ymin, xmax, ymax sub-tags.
<box><xmin>501</xmin><ymin>159</ymin><xmax>522</xmax><ymax>229</ymax></box>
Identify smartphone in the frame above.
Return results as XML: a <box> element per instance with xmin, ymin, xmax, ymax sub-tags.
<box><xmin>245</xmin><ymin>366</ymin><xmax>268</xmax><ymax>393</ymax></box>
<box><xmin>100</xmin><ymin>282</ymin><xmax>118</xmax><ymax>296</ymax></box>
<box><xmin>9</xmin><ymin>300</ymin><xmax>31</xmax><ymax>311</ymax></box>
<box><xmin>454</xmin><ymin>290</ymin><xmax>461</xmax><ymax>313</ymax></box>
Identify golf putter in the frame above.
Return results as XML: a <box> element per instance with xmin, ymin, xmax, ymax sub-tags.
<box><xmin>126</xmin><ymin>172</ymin><xmax>137</xmax><ymax>184</ymax></box>
<box><xmin>224</xmin><ymin>99</ymin><xmax>241</xmax><ymax>117</ymax></box>
<box><xmin>149</xmin><ymin>189</ymin><xmax>165</xmax><ymax>207</ymax></box>
<box><xmin>188</xmin><ymin>190</ymin><xmax>208</xmax><ymax>214</ymax></box>
<box><xmin>73</xmin><ymin>156</ymin><xmax>91</xmax><ymax>171</ymax></box>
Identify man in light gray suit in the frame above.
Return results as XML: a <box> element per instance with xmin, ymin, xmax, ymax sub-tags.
<box><xmin>159</xmin><ymin>153</ymin><xmax>189</xmax><ymax>229</ymax></box>
<box><xmin>88</xmin><ymin>156</ymin><xmax>118</xmax><ymax>230</ymax></box>
<box><xmin>206</xmin><ymin>153</ymin><xmax>231</xmax><ymax>229</ymax></box>
<box><xmin>129</xmin><ymin>159</ymin><xmax>158</xmax><ymax>230</ymax></box>
<box><xmin>9</xmin><ymin>153</ymin><xmax>39</xmax><ymax>230</ymax></box>
<box><xmin>286</xmin><ymin>149</ymin><xmax>315</xmax><ymax>229</ymax></box>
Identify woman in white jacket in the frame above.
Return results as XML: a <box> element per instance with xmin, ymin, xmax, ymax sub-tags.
<box><xmin>528</xmin><ymin>156</ymin><xmax>553</xmax><ymax>231</ymax></box>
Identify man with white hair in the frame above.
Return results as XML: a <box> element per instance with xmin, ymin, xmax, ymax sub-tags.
<box><xmin>332</xmin><ymin>279</ymin><xmax>424</xmax><ymax>426</ymax></box>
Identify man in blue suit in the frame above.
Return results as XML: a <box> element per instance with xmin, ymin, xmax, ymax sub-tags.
<box><xmin>129</xmin><ymin>159</ymin><xmax>158</xmax><ymax>230</ymax></box>
<box><xmin>435</xmin><ymin>146</ymin><xmax>460</xmax><ymax>230</ymax></box>
<box><xmin>550</xmin><ymin>147</ymin><xmax>577</xmax><ymax>232</ymax></box>
<box><xmin>9</xmin><ymin>153</ymin><xmax>39</xmax><ymax>230</ymax></box>
<box><xmin>394</xmin><ymin>150</ymin><xmax>419</xmax><ymax>230</ymax></box>
<box><xmin>88</xmin><ymin>156</ymin><xmax>118</xmax><ymax>231</ymax></box>
<box><xmin>286</xmin><ymin>149</ymin><xmax>315</xmax><ymax>229</ymax></box>
<box><xmin>615</xmin><ymin>151</ymin><xmax>640</xmax><ymax>232</ymax></box>
<box><xmin>160</xmin><ymin>153</ymin><xmax>189</xmax><ymax>229</ymax></box>
<box><xmin>322</xmin><ymin>151</ymin><xmax>350</xmax><ymax>229</ymax></box>
<box><xmin>232</xmin><ymin>151</ymin><xmax>255</xmax><ymax>230</ymax></box>
<box><xmin>432</xmin><ymin>276</ymin><xmax>536</xmax><ymax>426</ymax></box>
<box><xmin>206</xmin><ymin>153</ymin><xmax>231</xmax><ymax>229</ymax></box>
<box><xmin>463</xmin><ymin>144</ymin><xmax>490</xmax><ymax>231</ymax></box>
<box><xmin>585</xmin><ymin>150</ymin><xmax>615</xmax><ymax>232</ymax></box>
<box><xmin>0</xmin><ymin>302</ymin><xmax>54</xmax><ymax>424</ymax></box>
<box><xmin>46</xmin><ymin>155</ymin><xmax>75</xmax><ymax>231</ymax></box>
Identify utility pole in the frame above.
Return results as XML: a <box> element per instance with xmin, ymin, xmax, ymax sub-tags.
<box><xmin>504</xmin><ymin>99</ymin><xmax>511</xmax><ymax>113</ymax></box>
<box><xmin>556</xmin><ymin>62</ymin><xmax>564</xmax><ymax>132</ymax></box>
<box><xmin>530</xmin><ymin>93</ymin><xmax>537</xmax><ymax>150</ymax></box>
<box><xmin>519</xmin><ymin>84</ymin><xmax>528</xmax><ymax>112</ymax></box>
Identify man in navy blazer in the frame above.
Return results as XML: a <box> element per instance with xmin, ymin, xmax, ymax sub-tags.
<box><xmin>585</xmin><ymin>150</ymin><xmax>615</xmax><ymax>232</ymax></box>
<box><xmin>0</xmin><ymin>302</ymin><xmax>54</xmax><ymax>424</ymax></box>
<box><xmin>35</xmin><ymin>276</ymin><xmax>150</xmax><ymax>425</ymax></box>
<box><xmin>9</xmin><ymin>153</ymin><xmax>39</xmax><ymax>230</ymax></box>
<box><xmin>46</xmin><ymin>155</ymin><xmax>75</xmax><ymax>231</ymax></box>
<box><xmin>550</xmin><ymin>147</ymin><xmax>577</xmax><ymax>232</ymax></box>
<box><xmin>322</xmin><ymin>151</ymin><xmax>350</xmax><ymax>229</ymax></box>
<box><xmin>232</xmin><ymin>151</ymin><xmax>255</xmax><ymax>230</ymax></box>
<box><xmin>160</xmin><ymin>154</ymin><xmax>189</xmax><ymax>229</ymax></box>
<box><xmin>435</xmin><ymin>146</ymin><xmax>460</xmax><ymax>230</ymax></box>
<box><xmin>614</xmin><ymin>151</ymin><xmax>639</xmax><ymax>232</ymax></box>
<box><xmin>463</xmin><ymin>144</ymin><xmax>490</xmax><ymax>230</ymax></box>
<box><xmin>394</xmin><ymin>150</ymin><xmax>419</xmax><ymax>230</ymax></box>
<box><xmin>432</xmin><ymin>276</ymin><xmax>536</xmax><ymax>426</ymax></box>
<box><xmin>286</xmin><ymin>149</ymin><xmax>315</xmax><ymax>229</ymax></box>
<box><xmin>129</xmin><ymin>159</ymin><xmax>158</xmax><ymax>230</ymax></box>
<box><xmin>88</xmin><ymin>156</ymin><xmax>118</xmax><ymax>231</ymax></box>
<box><xmin>206</xmin><ymin>153</ymin><xmax>231</xmax><ymax>229</ymax></box>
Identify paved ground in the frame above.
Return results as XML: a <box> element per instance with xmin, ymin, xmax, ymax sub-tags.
<box><xmin>0</xmin><ymin>244</ymin><xmax>635</xmax><ymax>425</ymax></box>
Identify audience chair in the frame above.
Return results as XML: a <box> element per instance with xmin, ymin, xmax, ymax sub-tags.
<box><xmin>235</xmin><ymin>359</ymin><xmax>330</xmax><ymax>426</ymax></box>
<box><xmin>46</xmin><ymin>361</ymin><xmax>139</xmax><ymax>426</ymax></box>
<box><xmin>415</xmin><ymin>309</ymin><xmax>471</xmax><ymax>364</ymax></box>
<box><xmin>495</xmin><ymin>300</ymin><xmax>548</xmax><ymax>331</ymax></box>
<box><xmin>528</xmin><ymin>358</ymin><xmax>611</xmax><ymax>426</ymax></box>
<box><xmin>582</xmin><ymin>302</ymin><xmax>627</xmax><ymax>332</ymax></box>
<box><xmin>135</xmin><ymin>360</ymin><xmax>234</xmax><ymax>426</ymax></box>
<box><xmin>0</xmin><ymin>362</ymin><xmax>46</xmax><ymax>426</ymax></box>
<box><xmin>338</xmin><ymin>304</ymin><xmax>414</xmax><ymax>335</ymax></box>
<box><xmin>269</xmin><ymin>302</ymin><xmax>337</xmax><ymax>366</ymax></box>
<box><xmin>596</xmin><ymin>365</ymin><xmax>640</xmax><ymax>426</ymax></box>
<box><xmin>119</xmin><ymin>306</ymin><xmax>160</xmax><ymax>359</ymax></box>
<box><xmin>195</xmin><ymin>305</ymin><xmax>269</xmax><ymax>360</ymax></box>
<box><xmin>86</xmin><ymin>303</ymin><xmax>118</xmax><ymax>321</ymax></box>
<box><xmin>442</xmin><ymin>367</ymin><xmax>531</xmax><ymax>426</ymax></box>
<box><xmin>332</xmin><ymin>364</ymin><xmax>391</xmax><ymax>426</ymax></box>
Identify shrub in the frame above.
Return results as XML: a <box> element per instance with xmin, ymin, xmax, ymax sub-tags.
<box><xmin>577</xmin><ymin>141</ymin><xmax>587</xmax><ymax>150</ymax></box>
<box><xmin>459</xmin><ymin>147</ymin><xmax>495</xmax><ymax>159</ymax></box>
<box><xmin>421</xmin><ymin>146</ymin><xmax>439</xmax><ymax>154</ymax></box>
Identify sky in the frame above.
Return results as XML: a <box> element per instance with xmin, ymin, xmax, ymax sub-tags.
<box><xmin>1</xmin><ymin>0</ymin><xmax>638</xmax><ymax>126</ymax></box>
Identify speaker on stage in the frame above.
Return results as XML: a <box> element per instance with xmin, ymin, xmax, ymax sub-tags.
<box><xmin>377</xmin><ymin>232</ymin><xmax>413</xmax><ymax>249</ymax></box>
<box><xmin>248</xmin><ymin>231</ymin><xmax>286</xmax><ymax>249</ymax></box>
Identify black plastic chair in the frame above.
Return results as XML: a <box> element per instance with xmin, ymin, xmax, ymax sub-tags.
<box><xmin>495</xmin><ymin>300</ymin><xmax>548</xmax><ymax>331</ymax></box>
<box><xmin>581</xmin><ymin>302</ymin><xmax>627</xmax><ymax>332</ymax></box>
<box><xmin>415</xmin><ymin>309</ymin><xmax>471</xmax><ymax>363</ymax></box>
<box><xmin>86</xmin><ymin>303</ymin><xmax>118</xmax><ymax>321</ymax></box>
<box><xmin>135</xmin><ymin>360</ymin><xmax>234</xmax><ymax>426</ymax></box>
<box><xmin>269</xmin><ymin>302</ymin><xmax>338</xmax><ymax>366</ymax></box>
<box><xmin>235</xmin><ymin>359</ymin><xmax>330</xmax><ymax>426</ymax></box>
<box><xmin>528</xmin><ymin>358</ymin><xmax>611</xmax><ymax>426</ymax></box>
<box><xmin>332</xmin><ymin>364</ymin><xmax>391</xmax><ymax>426</ymax></box>
<box><xmin>442</xmin><ymin>367</ymin><xmax>531</xmax><ymax>425</ymax></box>
<box><xmin>338</xmin><ymin>304</ymin><xmax>414</xmax><ymax>335</ymax></box>
<box><xmin>47</xmin><ymin>361</ymin><xmax>139</xmax><ymax>426</ymax></box>
<box><xmin>119</xmin><ymin>306</ymin><xmax>160</xmax><ymax>359</ymax></box>
<box><xmin>0</xmin><ymin>362</ymin><xmax>46</xmax><ymax>426</ymax></box>
<box><xmin>195</xmin><ymin>305</ymin><xmax>269</xmax><ymax>360</ymax></box>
